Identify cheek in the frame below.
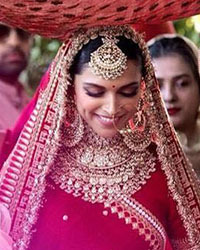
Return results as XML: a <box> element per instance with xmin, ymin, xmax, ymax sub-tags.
<box><xmin>179</xmin><ymin>90</ymin><xmax>200</xmax><ymax>115</ymax></box>
<box><xmin>123</xmin><ymin>92</ymin><xmax>140</xmax><ymax>113</ymax></box>
<box><xmin>22</xmin><ymin>43</ymin><xmax>31</xmax><ymax>56</ymax></box>
<box><xmin>180</xmin><ymin>88</ymin><xmax>200</xmax><ymax>104</ymax></box>
<box><xmin>75</xmin><ymin>92</ymin><xmax>101</xmax><ymax>116</ymax></box>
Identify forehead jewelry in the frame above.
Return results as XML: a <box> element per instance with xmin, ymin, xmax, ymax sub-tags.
<box><xmin>89</xmin><ymin>36</ymin><xmax>127</xmax><ymax>80</ymax></box>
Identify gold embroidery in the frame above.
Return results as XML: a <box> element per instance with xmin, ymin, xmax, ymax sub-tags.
<box><xmin>171</xmin><ymin>237</ymin><xmax>199</xmax><ymax>250</ymax></box>
<box><xmin>156</xmin><ymin>138</ymin><xmax>200</xmax><ymax>248</ymax></box>
<box><xmin>119</xmin><ymin>196</ymin><xmax>166</xmax><ymax>250</ymax></box>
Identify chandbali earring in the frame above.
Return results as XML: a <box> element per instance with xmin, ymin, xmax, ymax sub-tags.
<box><xmin>118</xmin><ymin>82</ymin><xmax>152</xmax><ymax>151</ymax></box>
<box><xmin>62</xmin><ymin>97</ymin><xmax>84</xmax><ymax>147</ymax></box>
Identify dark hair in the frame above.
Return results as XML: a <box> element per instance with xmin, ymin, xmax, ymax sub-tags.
<box><xmin>148</xmin><ymin>36</ymin><xmax>200</xmax><ymax>88</ymax></box>
<box><xmin>69</xmin><ymin>36</ymin><xmax>145</xmax><ymax>79</ymax></box>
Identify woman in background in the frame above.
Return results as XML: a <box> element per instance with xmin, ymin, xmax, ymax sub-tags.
<box><xmin>148</xmin><ymin>35</ymin><xmax>200</xmax><ymax>177</ymax></box>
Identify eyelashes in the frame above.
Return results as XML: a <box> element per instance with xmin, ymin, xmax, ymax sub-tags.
<box><xmin>85</xmin><ymin>88</ymin><xmax>139</xmax><ymax>98</ymax></box>
<box><xmin>85</xmin><ymin>91</ymin><xmax>104</xmax><ymax>97</ymax></box>
<box><xmin>120</xmin><ymin>88</ymin><xmax>139</xmax><ymax>97</ymax></box>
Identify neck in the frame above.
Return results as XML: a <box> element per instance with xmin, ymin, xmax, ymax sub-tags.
<box><xmin>0</xmin><ymin>74</ymin><xmax>19</xmax><ymax>85</ymax></box>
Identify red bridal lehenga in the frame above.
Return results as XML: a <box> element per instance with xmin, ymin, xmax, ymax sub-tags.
<box><xmin>0</xmin><ymin>2</ymin><xmax>200</xmax><ymax>250</ymax></box>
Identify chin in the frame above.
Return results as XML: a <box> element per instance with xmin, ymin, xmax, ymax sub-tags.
<box><xmin>174</xmin><ymin>123</ymin><xmax>185</xmax><ymax>132</ymax></box>
<box><xmin>7</xmin><ymin>65</ymin><xmax>26</xmax><ymax>76</ymax></box>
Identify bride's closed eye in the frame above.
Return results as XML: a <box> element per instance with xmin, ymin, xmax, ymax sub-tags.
<box><xmin>119</xmin><ymin>86</ymin><xmax>139</xmax><ymax>97</ymax></box>
<box><xmin>84</xmin><ymin>86</ymin><xmax>105</xmax><ymax>97</ymax></box>
<box><xmin>118</xmin><ymin>83</ymin><xmax>139</xmax><ymax>97</ymax></box>
<box><xmin>85</xmin><ymin>90</ymin><xmax>105</xmax><ymax>97</ymax></box>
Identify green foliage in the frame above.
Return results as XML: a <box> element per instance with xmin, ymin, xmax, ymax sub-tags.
<box><xmin>27</xmin><ymin>35</ymin><xmax>61</xmax><ymax>93</ymax></box>
<box><xmin>174</xmin><ymin>17</ymin><xmax>200</xmax><ymax>47</ymax></box>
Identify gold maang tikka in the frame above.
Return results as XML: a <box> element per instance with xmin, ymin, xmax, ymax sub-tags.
<box><xmin>89</xmin><ymin>36</ymin><xmax>127</xmax><ymax>80</ymax></box>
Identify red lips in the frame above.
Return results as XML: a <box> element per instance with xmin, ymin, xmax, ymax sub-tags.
<box><xmin>6</xmin><ymin>52</ymin><xmax>24</xmax><ymax>63</ymax></box>
<box><xmin>167</xmin><ymin>108</ymin><xmax>181</xmax><ymax>116</ymax></box>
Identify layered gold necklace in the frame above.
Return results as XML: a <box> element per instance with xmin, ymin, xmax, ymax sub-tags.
<box><xmin>50</xmin><ymin>125</ymin><xmax>156</xmax><ymax>203</ymax></box>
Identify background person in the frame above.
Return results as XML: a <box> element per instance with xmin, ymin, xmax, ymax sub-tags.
<box><xmin>0</xmin><ymin>23</ymin><xmax>32</xmax><ymax>166</ymax></box>
<box><xmin>148</xmin><ymin>34</ymin><xmax>200</xmax><ymax>176</ymax></box>
<box><xmin>0</xmin><ymin>23</ymin><xmax>32</xmax><ymax>130</ymax></box>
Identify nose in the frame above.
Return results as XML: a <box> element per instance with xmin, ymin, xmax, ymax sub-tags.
<box><xmin>103</xmin><ymin>94</ymin><xmax>118</xmax><ymax>116</ymax></box>
<box><xmin>161</xmin><ymin>84</ymin><xmax>176</xmax><ymax>103</ymax></box>
<box><xmin>6</xmin><ymin>29</ymin><xmax>22</xmax><ymax>47</ymax></box>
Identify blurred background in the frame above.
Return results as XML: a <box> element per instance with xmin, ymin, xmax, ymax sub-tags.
<box><xmin>22</xmin><ymin>14</ymin><xmax>200</xmax><ymax>96</ymax></box>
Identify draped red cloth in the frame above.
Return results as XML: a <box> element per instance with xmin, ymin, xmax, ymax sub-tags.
<box><xmin>28</xmin><ymin>162</ymin><xmax>183</xmax><ymax>250</ymax></box>
<box><xmin>0</xmin><ymin>0</ymin><xmax>198</xmax><ymax>40</ymax></box>
<box><xmin>133</xmin><ymin>22</ymin><xmax>175</xmax><ymax>41</ymax></box>
<box><xmin>0</xmin><ymin>69</ymin><xmax>50</xmax><ymax>169</ymax></box>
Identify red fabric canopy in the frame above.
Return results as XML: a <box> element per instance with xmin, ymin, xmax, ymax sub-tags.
<box><xmin>0</xmin><ymin>0</ymin><xmax>199</xmax><ymax>40</ymax></box>
<box><xmin>133</xmin><ymin>22</ymin><xmax>176</xmax><ymax>41</ymax></box>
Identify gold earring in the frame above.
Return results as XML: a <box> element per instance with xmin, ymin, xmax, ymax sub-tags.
<box><xmin>120</xmin><ymin>98</ymin><xmax>152</xmax><ymax>151</ymax></box>
<box><xmin>63</xmin><ymin>100</ymin><xmax>84</xmax><ymax>147</ymax></box>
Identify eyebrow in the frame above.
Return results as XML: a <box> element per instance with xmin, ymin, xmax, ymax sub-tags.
<box><xmin>83</xmin><ymin>82</ymin><xmax>139</xmax><ymax>90</ymax></box>
<box><xmin>157</xmin><ymin>74</ymin><xmax>191</xmax><ymax>82</ymax></box>
<box><xmin>172</xmin><ymin>74</ymin><xmax>191</xmax><ymax>81</ymax></box>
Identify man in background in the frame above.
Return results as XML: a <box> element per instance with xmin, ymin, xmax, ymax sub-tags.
<box><xmin>0</xmin><ymin>23</ymin><xmax>32</xmax><ymax>162</ymax></box>
<box><xmin>0</xmin><ymin>23</ymin><xmax>32</xmax><ymax>130</ymax></box>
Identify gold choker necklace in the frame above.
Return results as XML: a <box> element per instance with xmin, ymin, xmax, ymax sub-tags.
<box><xmin>50</xmin><ymin>125</ymin><xmax>156</xmax><ymax>203</ymax></box>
